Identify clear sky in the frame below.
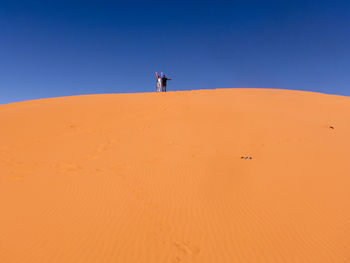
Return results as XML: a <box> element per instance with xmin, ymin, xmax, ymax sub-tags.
<box><xmin>1</xmin><ymin>0</ymin><xmax>350</xmax><ymax>104</ymax></box>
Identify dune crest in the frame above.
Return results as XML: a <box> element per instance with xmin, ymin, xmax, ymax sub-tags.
<box><xmin>1</xmin><ymin>89</ymin><xmax>350</xmax><ymax>262</ymax></box>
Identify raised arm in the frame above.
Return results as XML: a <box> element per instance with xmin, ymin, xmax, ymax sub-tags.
<box><xmin>155</xmin><ymin>72</ymin><xmax>158</xmax><ymax>77</ymax></box>
<box><xmin>161</xmin><ymin>72</ymin><xmax>163</xmax><ymax>77</ymax></box>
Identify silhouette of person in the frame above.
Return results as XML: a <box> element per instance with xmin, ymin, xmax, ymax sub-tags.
<box><xmin>161</xmin><ymin>75</ymin><xmax>172</xmax><ymax>92</ymax></box>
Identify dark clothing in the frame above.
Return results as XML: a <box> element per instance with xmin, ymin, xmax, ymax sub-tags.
<box><xmin>161</xmin><ymin>77</ymin><xmax>171</xmax><ymax>92</ymax></box>
<box><xmin>161</xmin><ymin>77</ymin><xmax>169</xmax><ymax>86</ymax></box>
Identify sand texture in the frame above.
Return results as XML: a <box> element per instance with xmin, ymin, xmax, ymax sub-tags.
<box><xmin>0</xmin><ymin>89</ymin><xmax>349</xmax><ymax>262</ymax></box>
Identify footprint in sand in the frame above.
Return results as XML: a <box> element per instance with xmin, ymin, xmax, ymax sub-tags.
<box><xmin>96</xmin><ymin>139</ymin><xmax>117</xmax><ymax>153</ymax></box>
<box><xmin>241</xmin><ymin>156</ymin><xmax>253</xmax><ymax>160</ymax></box>
<box><xmin>87</xmin><ymin>154</ymin><xmax>101</xmax><ymax>160</ymax></box>
<box><xmin>173</xmin><ymin>241</ymin><xmax>200</xmax><ymax>261</ymax></box>
<box><xmin>68</xmin><ymin>123</ymin><xmax>78</xmax><ymax>129</ymax></box>
<box><xmin>10</xmin><ymin>173</ymin><xmax>25</xmax><ymax>180</ymax></box>
<box><xmin>54</xmin><ymin>163</ymin><xmax>83</xmax><ymax>174</ymax></box>
<box><xmin>109</xmin><ymin>163</ymin><xmax>132</xmax><ymax>177</ymax></box>
<box><xmin>85</xmin><ymin>139</ymin><xmax>117</xmax><ymax>160</ymax></box>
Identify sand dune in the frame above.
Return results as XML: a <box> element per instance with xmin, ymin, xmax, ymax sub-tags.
<box><xmin>0</xmin><ymin>88</ymin><xmax>349</xmax><ymax>262</ymax></box>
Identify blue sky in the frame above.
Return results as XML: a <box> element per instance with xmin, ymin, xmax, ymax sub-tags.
<box><xmin>1</xmin><ymin>0</ymin><xmax>350</xmax><ymax>104</ymax></box>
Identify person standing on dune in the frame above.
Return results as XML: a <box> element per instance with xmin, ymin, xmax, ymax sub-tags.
<box><xmin>155</xmin><ymin>72</ymin><xmax>162</xmax><ymax>92</ymax></box>
<box><xmin>161</xmin><ymin>74</ymin><xmax>172</xmax><ymax>92</ymax></box>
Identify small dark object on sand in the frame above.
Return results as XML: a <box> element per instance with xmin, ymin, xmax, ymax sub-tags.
<box><xmin>329</xmin><ymin>126</ymin><xmax>335</xmax><ymax>129</ymax></box>
<box><xmin>241</xmin><ymin>156</ymin><xmax>253</xmax><ymax>160</ymax></box>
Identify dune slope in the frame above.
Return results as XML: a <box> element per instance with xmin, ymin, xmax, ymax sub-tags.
<box><xmin>0</xmin><ymin>89</ymin><xmax>350</xmax><ymax>263</ymax></box>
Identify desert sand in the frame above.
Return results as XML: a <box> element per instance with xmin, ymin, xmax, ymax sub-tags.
<box><xmin>0</xmin><ymin>88</ymin><xmax>349</xmax><ymax>262</ymax></box>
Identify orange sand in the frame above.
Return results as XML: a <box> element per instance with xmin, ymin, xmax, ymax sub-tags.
<box><xmin>0</xmin><ymin>89</ymin><xmax>350</xmax><ymax>262</ymax></box>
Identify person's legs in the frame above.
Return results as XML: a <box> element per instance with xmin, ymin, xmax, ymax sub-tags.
<box><xmin>163</xmin><ymin>85</ymin><xmax>167</xmax><ymax>92</ymax></box>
